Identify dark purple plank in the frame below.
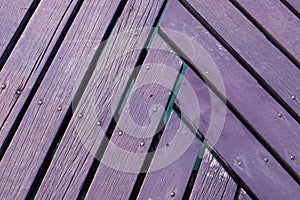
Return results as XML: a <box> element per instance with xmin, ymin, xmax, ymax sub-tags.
<box><xmin>161</xmin><ymin>0</ymin><xmax>300</xmax><ymax>180</ymax></box>
<box><xmin>186</xmin><ymin>0</ymin><xmax>300</xmax><ymax>116</ymax></box>
<box><xmin>0</xmin><ymin>0</ymin><xmax>122</xmax><ymax>199</ymax></box>
<box><xmin>137</xmin><ymin>112</ymin><xmax>202</xmax><ymax>199</ymax></box>
<box><xmin>85</xmin><ymin>38</ymin><xmax>182</xmax><ymax>200</ymax></box>
<box><xmin>35</xmin><ymin>1</ymin><xmax>167</xmax><ymax>199</ymax></box>
<box><xmin>159</xmin><ymin>1</ymin><xmax>300</xmax><ymax>199</ymax></box>
<box><xmin>286</xmin><ymin>0</ymin><xmax>300</xmax><ymax>13</ymax></box>
<box><xmin>234</xmin><ymin>0</ymin><xmax>300</xmax><ymax>61</ymax></box>
<box><xmin>0</xmin><ymin>0</ymin><xmax>76</xmax><ymax>149</ymax></box>
<box><xmin>189</xmin><ymin>149</ymin><xmax>237</xmax><ymax>200</ymax></box>
<box><xmin>0</xmin><ymin>0</ymin><xmax>33</xmax><ymax>56</ymax></box>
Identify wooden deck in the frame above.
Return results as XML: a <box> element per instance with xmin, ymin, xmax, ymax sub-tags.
<box><xmin>0</xmin><ymin>0</ymin><xmax>299</xmax><ymax>199</ymax></box>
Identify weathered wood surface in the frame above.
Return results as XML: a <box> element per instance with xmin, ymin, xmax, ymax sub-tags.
<box><xmin>189</xmin><ymin>149</ymin><xmax>237</xmax><ymax>200</ymax></box>
<box><xmin>137</xmin><ymin>112</ymin><xmax>202</xmax><ymax>200</ymax></box>
<box><xmin>0</xmin><ymin>0</ymin><xmax>121</xmax><ymax>199</ymax></box>
<box><xmin>233</xmin><ymin>0</ymin><xmax>300</xmax><ymax>62</ymax></box>
<box><xmin>0</xmin><ymin>0</ymin><xmax>34</xmax><ymax>58</ymax></box>
<box><xmin>0</xmin><ymin>0</ymin><xmax>76</xmax><ymax>153</ymax></box>
<box><xmin>185</xmin><ymin>0</ymin><xmax>300</xmax><ymax>117</ymax></box>
<box><xmin>161</xmin><ymin>0</ymin><xmax>300</xmax><ymax>180</ymax></box>
<box><xmin>237</xmin><ymin>188</ymin><xmax>252</xmax><ymax>200</ymax></box>
<box><xmin>159</xmin><ymin>1</ymin><xmax>300</xmax><ymax>199</ymax></box>
<box><xmin>35</xmin><ymin>1</ymin><xmax>167</xmax><ymax>199</ymax></box>
<box><xmin>85</xmin><ymin>38</ymin><xmax>182</xmax><ymax>199</ymax></box>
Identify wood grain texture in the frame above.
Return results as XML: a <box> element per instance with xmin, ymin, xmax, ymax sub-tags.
<box><xmin>85</xmin><ymin>37</ymin><xmax>182</xmax><ymax>200</ymax></box>
<box><xmin>0</xmin><ymin>0</ymin><xmax>121</xmax><ymax>199</ymax></box>
<box><xmin>35</xmin><ymin>1</ymin><xmax>167</xmax><ymax>199</ymax></box>
<box><xmin>234</xmin><ymin>0</ymin><xmax>300</xmax><ymax>62</ymax></box>
<box><xmin>137</xmin><ymin>112</ymin><xmax>202</xmax><ymax>200</ymax></box>
<box><xmin>0</xmin><ymin>0</ymin><xmax>75</xmax><ymax>150</ymax></box>
<box><xmin>186</xmin><ymin>0</ymin><xmax>300</xmax><ymax>116</ymax></box>
<box><xmin>0</xmin><ymin>0</ymin><xmax>33</xmax><ymax>56</ymax></box>
<box><xmin>160</xmin><ymin>1</ymin><xmax>300</xmax><ymax>199</ymax></box>
<box><xmin>161</xmin><ymin>0</ymin><xmax>300</xmax><ymax>181</ymax></box>
<box><xmin>189</xmin><ymin>149</ymin><xmax>237</xmax><ymax>200</ymax></box>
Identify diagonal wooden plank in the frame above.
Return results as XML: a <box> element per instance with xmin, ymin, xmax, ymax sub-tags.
<box><xmin>184</xmin><ymin>0</ymin><xmax>300</xmax><ymax>118</ymax></box>
<box><xmin>189</xmin><ymin>149</ymin><xmax>237</xmax><ymax>200</ymax></box>
<box><xmin>0</xmin><ymin>0</ymin><xmax>35</xmax><ymax>58</ymax></box>
<box><xmin>137</xmin><ymin>111</ymin><xmax>202</xmax><ymax>200</ymax></box>
<box><xmin>232</xmin><ymin>0</ymin><xmax>300</xmax><ymax>63</ymax></box>
<box><xmin>0</xmin><ymin>0</ymin><xmax>123</xmax><ymax>199</ymax></box>
<box><xmin>160</xmin><ymin>0</ymin><xmax>300</xmax><ymax>180</ymax></box>
<box><xmin>159</xmin><ymin>1</ymin><xmax>300</xmax><ymax>199</ymax></box>
<box><xmin>34</xmin><ymin>1</ymin><xmax>168</xmax><ymax>199</ymax></box>
<box><xmin>0</xmin><ymin>0</ymin><xmax>77</xmax><ymax>151</ymax></box>
<box><xmin>85</xmin><ymin>37</ymin><xmax>182</xmax><ymax>200</ymax></box>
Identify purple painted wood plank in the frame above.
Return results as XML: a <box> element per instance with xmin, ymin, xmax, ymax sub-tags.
<box><xmin>35</xmin><ymin>1</ymin><xmax>167</xmax><ymax>199</ymax></box>
<box><xmin>179</xmin><ymin>68</ymin><xmax>300</xmax><ymax>199</ymax></box>
<box><xmin>186</xmin><ymin>0</ymin><xmax>300</xmax><ymax>116</ymax></box>
<box><xmin>0</xmin><ymin>0</ymin><xmax>122</xmax><ymax>199</ymax></box>
<box><xmin>0</xmin><ymin>0</ymin><xmax>76</xmax><ymax>149</ymax></box>
<box><xmin>160</xmin><ymin>1</ymin><xmax>300</xmax><ymax>199</ymax></box>
<box><xmin>137</xmin><ymin>112</ymin><xmax>202</xmax><ymax>200</ymax></box>
<box><xmin>85</xmin><ymin>38</ymin><xmax>182</xmax><ymax>200</ymax></box>
<box><xmin>161</xmin><ymin>0</ymin><xmax>300</xmax><ymax>180</ymax></box>
<box><xmin>0</xmin><ymin>0</ymin><xmax>33</xmax><ymax>56</ymax></box>
<box><xmin>234</xmin><ymin>0</ymin><xmax>300</xmax><ymax>62</ymax></box>
<box><xmin>286</xmin><ymin>0</ymin><xmax>300</xmax><ymax>13</ymax></box>
<box><xmin>189</xmin><ymin>149</ymin><xmax>237</xmax><ymax>200</ymax></box>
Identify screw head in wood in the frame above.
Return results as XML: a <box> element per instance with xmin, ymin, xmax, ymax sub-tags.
<box><xmin>16</xmin><ymin>89</ymin><xmax>21</xmax><ymax>95</ymax></box>
<box><xmin>1</xmin><ymin>83</ymin><xmax>6</xmax><ymax>89</ymax></box>
<box><xmin>291</xmin><ymin>95</ymin><xmax>295</xmax><ymax>100</ymax></box>
<box><xmin>140</xmin><ymin>141</ymin><xmax>145</xmax><ymax>147</ymax></box>
<box><xmin>236</xmin><ymin>160</ymin><xmax>242</xmax><ymax>166</ymax></box>
<box><xmin>118</xmin><ymin>131</ymin><xmax>123</xmax><ymax>136</ymax></box>
<box><xmin>38</xmin><ymin>100</ymin><xmax>43</xmax><ymax>105</ymax></box>
<box><xmin>170</xmin><ymin>191</ymin><xmax>176</xmax><ymax>197</ymax></box>
<box><xmin>78</xmin><ymin>113</ymin><xmax>83</xmax><ymax>118</ymax></box>
<box><xmin>289</xmin><ymin>154</ymin><xmax>295</xmax><ymax>160</ymax></box>
<box><xmin>96</xmin><ymin>121</ymin><xmax>102</xmax><ymax>126</ymax></box>
<box><xmin>263</xmin><ymin>157</ymin><xmax>269</xmax><ymax>162</ymax></box>
<box><xmin>57</xmin><ymin>106</ymin><xmax>62</xmax><ymax>111</ymax></box>
<box><xmin>277</xmin><ymin>112</ymin><xmax>282</xmax><ymax>118</ymax></box>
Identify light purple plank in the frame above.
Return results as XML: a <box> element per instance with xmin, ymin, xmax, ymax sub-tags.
<box><xmin>137</xmin><ymin>112</ymin><xmax>202</xmax><ymax>200</ymax></box>
<box><xmin>189</xmin><ymin>149</ymin><xmax>237</xmax><ymax>200</ymax></box>
<box><xmin>0</xmin><ymin>0</ymin><xmax>122</xmax><ymax>199</ymax></box>
<box><xmin>0</xmin><ymin>0</ymin><xmax>33</xmax><ymax>57</ymax></box>
<box><xmin>161</xmin><ymin>0</ymin><xmax>300</xmax><ymax>179</ymax></box>
<box><xmin>160</xmin><ymin>1</ymin><xmax>300</xmax><ymax>199</ymax></box>
<box><xmin>0</xmin><ymin>0</ymin><xmax>76</xmax><ymax>150</ymax></box>
<box><xmin>85</xmin><ymin>38</ymin><xmax>182</xmax><ymax>200</ymax></box>
<box><xmin>234</xmin><ymin>0</ymin><xmax>300</xmax><ymax>62</ymax></box>
<box><xmin>35</xmin><ymin>1</ymin><xmax>167</xmax><ymax>199</ymax></box>
<box><xmin>186</xmin><ymin>0</ymin><xmax>300</xmax><ymax>116</ymax></box>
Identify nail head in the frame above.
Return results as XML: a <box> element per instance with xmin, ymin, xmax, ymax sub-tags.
<box><xmin>57</xmin><ymin>106</ymin><xmax>62</xmax><ymax>111</ymax></box>
<box><xmin>78</xmin><ymin>113</ymin><xmax>83</xmax><ymax>118</ymax></box>
<box><xmin>118</xmin><ymin>131</ymin><xmax>123</xmax><ymax>136</ymax></box>
<box><xmin>38</xmin><ymin>100</ymin><xmax>43</xmax><ymax>105</ymax></box>
<box><xmin>170</xmin><ymin>191</ymin><xmax>176</xmax><ymax>197</ymax></box>
<box><xmin>1</xmin><ymin>83</ymin><xmax>6</xmax><ymax>89</ymax></box>
<box><xmin>263</xmin><ymin>157</ymin><xmax>269</xmax><ymax>162</ymax></box>
<box><xmin>140</xmin><ymin>141</ymin><xmax>145</xmax><ymax>147</ymax></box>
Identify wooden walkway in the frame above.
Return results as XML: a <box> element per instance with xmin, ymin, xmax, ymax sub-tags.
<box><xmin>0</xmin><ymin>0</ymin><xmax>299</xmax><ymax>199</ymax></box>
